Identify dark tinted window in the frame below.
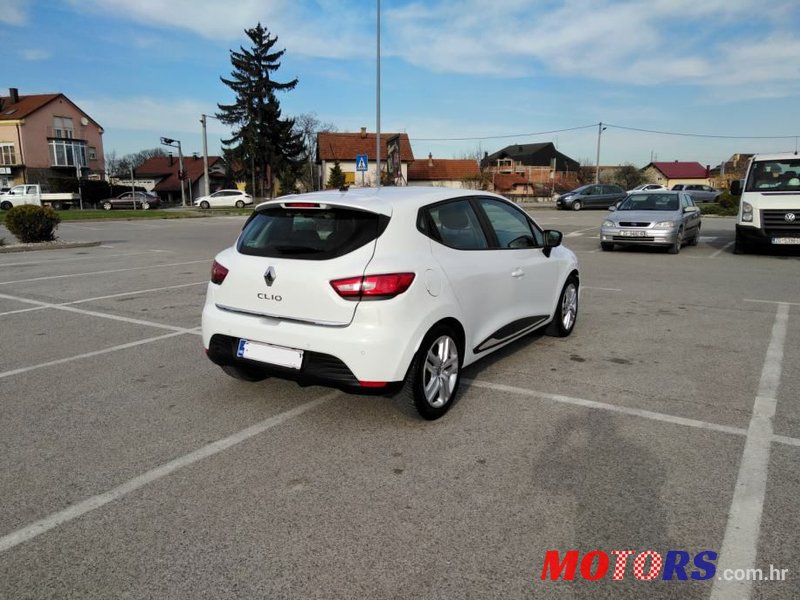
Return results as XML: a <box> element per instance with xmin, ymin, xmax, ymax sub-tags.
<box><xmin>238</xmin><ymin>207</ymin><xmax>388</xmax><ymax>260</ymax></box>
<box><xmin>424</xmin><ymin>200</ymin><xmax>489</xmax><ymax>250</ymax></box>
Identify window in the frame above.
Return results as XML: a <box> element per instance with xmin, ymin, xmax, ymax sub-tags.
<box><xmin>0</xmin><ymin>144</ymin><xmax>16</xmax><ymax>165</ymax></box>
<box><xmin>425</xmin><ymin>200</ymin><xmax>489</xmax><ymax>250</ymax></box>
<box><xmin>479</xmin><ymin>198</ymin><xmax>539</xmax><ymax>248</ymax></box>
<box><xmin>53</xmin><ymin>116</ymin><xmax>74</xmax><ymax>139</ymax></box>
<box><xmin>49</xmin><ymin>139</ymin><xmax>87</xmax><ymax>167</ymax></box>
<box><xmin>88</xmin><ymin>147</ymin><xmax>97</xmax><ymax>160</ymax></box>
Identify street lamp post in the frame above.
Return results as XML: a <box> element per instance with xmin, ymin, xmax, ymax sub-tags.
<box><xmin>200</xmin><ymin>114</ymin><xmax>221</xmax><ymax>199</ymax></box>
<box><xmin>376</xmin><ymin>0</ymin><xmax>381</xmax><ymax>188</ymax></box>
<box><xmin>160</xmin><ymin>137</ymin><xmax>186</xmax><ymax>207</ymax></box>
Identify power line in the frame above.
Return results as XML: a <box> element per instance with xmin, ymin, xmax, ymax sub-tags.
<box><xmin>409</xmin><ymin>122</ymin><xmax>800</xmax><ymax>143</ymax></box>
<box><xmin>605</xmin><ymin>123</ymin><xmax>800</xmax><ymax>140</ymax></box>
<box><xmin>411</xmin><ymin>124</ymin><xmax>597</xmax><ymax>142</ymax></box>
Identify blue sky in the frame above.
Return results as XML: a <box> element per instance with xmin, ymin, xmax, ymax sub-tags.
<box><xmin>3</xmin><ymin>0</ymin><xmax>800</xmax><ymax>169</ymax></box>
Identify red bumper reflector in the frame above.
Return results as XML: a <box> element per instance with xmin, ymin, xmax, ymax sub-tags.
<box><xmin>359</xmin><ymin>381</ymin><xmax>387</xmax><ymax>388</ymax></box>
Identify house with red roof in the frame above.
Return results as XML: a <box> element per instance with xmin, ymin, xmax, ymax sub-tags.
<box><xmin>408</xmin><ymin>154</ymin><xmax>482</xmax><ymax>189</ymax></box>
<box><xmin>136</xmin><ymin>154</ymin><xmax>227</xmax><ymax>204</ymax></box>
<box><xmin>0</xmin><ymin>87</ymin><xmax>105</xmax><ymax>188</ymax></box>
<box><xmin>641</xmin><ymin>161</ymin><xmax>711</xmax><ymax>188</ymax></box>
<box><xmin>317</xmin><ymin>129</ymin><xmax>414</xmax><ymax>187</ymax></box>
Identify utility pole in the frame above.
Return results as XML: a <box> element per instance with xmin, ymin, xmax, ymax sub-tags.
<box><xmin>595</xmin><ymin>122</ymin><xmax>607</xmax><ymax>184</ymax></box>
<box><xmin>200</xmin><ymin>114</ymin><xmax>210</xmax><ymax>198</ymax></box>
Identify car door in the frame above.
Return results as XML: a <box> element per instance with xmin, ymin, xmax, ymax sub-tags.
<box><xmin>425</xmin><ymin>198</ymin><xmax>525</xmax><ymax>356</ymax></box>
<box><xmin>680</xmin><ymin>193</ymin><xmax>700</xmax><ymax>236</ymax></box>
<box><xmin>601</xmin><ymin>185</ymin><xmax>624</xmax><ymax>207</ymax></box>
<box><xmin>473</xmin><ymin>197</ymin><xmax>561</xmax><ymax>350</ymax></box>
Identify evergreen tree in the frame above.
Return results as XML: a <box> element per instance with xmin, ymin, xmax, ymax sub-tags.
<box><xmin>327</xmin><ymin>161</ymin><xmax>345</xmax><ymax>189</ymax></box>
<box><xmin>217</xmin><ymin>23</ymin><xmax>305</xmax><ymax>198</ymax></box>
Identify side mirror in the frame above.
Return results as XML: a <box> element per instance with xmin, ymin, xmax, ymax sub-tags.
<box><xmin>543</xmin><ymin>230</ymin><xmax>562</xmax><ymax>257</ymax></box>
<box><xmin>730</xmin><ymin>179</ymin><xmax>742</xmax><ymax>196</ymax></box>
<box><xmin>608</xmin><ymin>205</ymin><xmax>617</xmax><ymax>211</ymax></box>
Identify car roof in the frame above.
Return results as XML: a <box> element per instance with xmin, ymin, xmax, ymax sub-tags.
<box><xmin>255</xmin><ymin>187</ymin><xmax>510</xmax><ymax>218</ymax></box>
<box><xmin>751</xmin><ymin>152</ymin><xmax>800</xmax><ymax>162</ymax></box>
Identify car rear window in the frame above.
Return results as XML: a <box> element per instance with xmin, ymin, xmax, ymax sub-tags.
<box><xmin>237</xmin><ymin>206</ymin><xmax>389</xmax><ymax>260</ymax></box>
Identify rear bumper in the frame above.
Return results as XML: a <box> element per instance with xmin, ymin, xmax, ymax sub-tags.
<box><xmin>201</xmin><ymin>299</ymin><xmax>423</xmax><ymax>390</ymax></box>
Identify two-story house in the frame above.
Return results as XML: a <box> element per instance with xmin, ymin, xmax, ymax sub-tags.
<box><xmin>481</xmin><ymin>143</ymin><xmax>581</xmax><ymax>196</ymax></box>
<box><xmin>0</xmin><ymin>88</ymin><xmax>105</xmax><ymax>188</ymax></box>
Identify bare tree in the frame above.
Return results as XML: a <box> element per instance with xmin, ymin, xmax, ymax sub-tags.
<box><xmin>293</xmin><ymin>112</ymin><xmax>337</xmax><ymax>191</ymax></box>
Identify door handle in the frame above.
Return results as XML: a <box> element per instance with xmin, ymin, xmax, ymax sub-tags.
<box><xmin>511</xmin><ymin>268</ymin><xmax>525</xmax><ymax>278</ymax></box>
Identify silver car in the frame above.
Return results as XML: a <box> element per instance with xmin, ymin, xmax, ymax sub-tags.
<box><xmin>600</xmin><ymin>191</ymin><xmax>702</xmax><ymax>254</ymax></box>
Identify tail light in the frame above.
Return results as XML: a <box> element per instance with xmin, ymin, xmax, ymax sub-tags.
<box><xmin>330</xmin><ymin>273</ymin><xmax>415</xmax><ymax>300</ymax></box>
<box><xmin>211</xmin><ymin>260</ymin><xmax>229</xmax><ymax>285</ymax></box>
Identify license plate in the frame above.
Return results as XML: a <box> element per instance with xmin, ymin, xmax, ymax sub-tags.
<box><xmin>772</xmin><ymin>237</ymin><xmax>800</xmax><ymax>245</ymax></box>
<box><xmin>236</xmin><ymin>339</ymin><xmax>303</xmax><ymax>369</ymax></box>
<box><xmin>619</xmin><ymin>230</ymin><xmax>647</xmax><ymax>237</ymax></box>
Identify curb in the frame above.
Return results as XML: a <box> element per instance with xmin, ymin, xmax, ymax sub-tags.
<box><xmin>0</xmin><ymin>240</ymin><xmax>102</xmax><ymax>254</ymax></box>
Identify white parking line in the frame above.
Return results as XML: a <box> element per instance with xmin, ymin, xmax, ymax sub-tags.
<box><xmin>0</xmin><ymin>392</ymin><xmax>337</xmax><ymax>553</ymax></box>
<box><xmin>0</xmin><ymin>259</ymin><xmax>210</xmax><ymax>286</ymax></box>
<box><xmin>582</xmin><ymin>286</ymin><xmax>622</xmax><ymax>292</ymax></box>
<box><xmin>744</xmin><ymin>298</ymin><xmax>800</xmax><ymax>307</ymax></box>
<box><xmin>0</xmin><ymin>292</ymin><xmax>202</xmax><ymax>334</ymax></box>
<box><xmin>0</xmin><ymin>330</ymin><xmax>193</xmax><ymax>380</ymax></box>
<box><xmin>464</xmin><ymin>379</ymin><xmax>748</xmax><ymax>437</ymax></box>
<box><xmin>0</xmin><ymin>282</ymin><xmax>208</xmax><ymax>318</ymax></box>
<box><xmin>710</xmin><ymin>241</ymin><xmax>735</xmax><ymax>258</ymax></box>
<box><xmin>0</xmin><ymin>249</ymin><xmax>173</xmax><ymax>269</ymax></box>
<box><xmin>565</xmin><ymin>225</ymin><xmax>598</xmax><ymax>238</ymax></box>
<box><xmin>711</xmin><ymin>303</ymin><xmax>789</xmax><ymax>600</ymax></box>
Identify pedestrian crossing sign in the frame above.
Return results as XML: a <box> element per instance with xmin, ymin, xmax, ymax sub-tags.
<box><xmin>356</xmin><ymin>154</ymin><xmax>368</xmax><ymax>172</ymax></box>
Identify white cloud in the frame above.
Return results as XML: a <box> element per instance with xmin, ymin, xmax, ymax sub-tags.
<box><xmin>20</xmin><ymin>48</ymin><xmax>50</xmax><ymax>61</ymax></box>
<box><xmin>1</xmin><ymin>0</ymin><xmax>31</xmax><ymax>25</ymax></box>
<box><xmin>75</xmin><ymin>96</ymin><xmax>232</xmax><ymax>136</ymax></box>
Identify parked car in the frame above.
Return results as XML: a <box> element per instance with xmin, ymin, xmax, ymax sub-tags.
<box><xmin>600</xmin><ymin>191</ymin><xmax>701</xmax><ymax>254</ymax></box>
<box><xmin>100</xmin><ymin>191</ymin><xmax>161</xmax><ymax>210</ymax></box>
<box><xmin>556</xmin><ymin>184</ymin><xmax>626</xmax><ymax>210</ymax></box>
<box><xmin>202</xmin><ymin>187</ymin><xmax>579</xmax><ymax>420</ymax></box>
<box><xmin>194</xmin><ymin>189</ymin><xmax>253</xmax><ymax>209</ymax></box>
<box><xmin>627</xmin><ymin>183</ymin><xmax>666</xmax><ymax>193</ymax></box>
<box><xmin>670</xmin><ymin>184</ymin><xmax>721</xmax><ymax>203</ymax></box>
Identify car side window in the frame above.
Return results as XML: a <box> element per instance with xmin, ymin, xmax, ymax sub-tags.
<box><xmin>425</xmin><ymin>200</ymin><xmax>489</xmax><ymax>250</ymax></box>
<box><xmin>478</xmin><ymin>198</ymin><xmax>538</xmax><ymax>249</ymax></box>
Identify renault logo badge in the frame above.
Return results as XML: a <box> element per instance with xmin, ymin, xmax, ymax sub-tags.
<box><xmin>264</xmin><ymin>266</ymin><xmax>277</xmax><ymax>286</ymax></box>
<box><xmin>786</xmin><ymin>213</ymin><xmax>796</xmax><ymax>223</ymax></box>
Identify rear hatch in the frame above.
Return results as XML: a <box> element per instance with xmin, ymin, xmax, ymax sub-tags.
<box><xmin>213</xmin><ymin>201</ymin><xmax>390</xmax><ymax>326</ymax></box>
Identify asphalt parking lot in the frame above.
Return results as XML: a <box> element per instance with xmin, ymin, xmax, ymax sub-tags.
<box><xmin>1</xmin><ymin>209</ymin><xmax>798</xmax><ymax>599</ymax></box>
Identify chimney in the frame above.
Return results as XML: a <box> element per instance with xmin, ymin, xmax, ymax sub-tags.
<box><xmin>9</xmin><ymin>88</ymin><xmax>20</xmax><ymax>104</ymax></box>
<box><xmin>360</xmin><ymin>127</ymin><xmax>367</xmax><ymax>139</ymax></box>
<box><xmin>193</xmin><ymin>152</ymin><xmax>199</xmax><ymax>160</ymax></box>
<box><xmin>428</xmin><ymin>153</ymin><xmax>433</xmax><ymax>168</ymax></box>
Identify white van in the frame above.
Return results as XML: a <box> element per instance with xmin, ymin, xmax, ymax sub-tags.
<box><xmin>731</xmin><ymin>153</ymin><xmax>800</xmax><ymax>253</ymax></box>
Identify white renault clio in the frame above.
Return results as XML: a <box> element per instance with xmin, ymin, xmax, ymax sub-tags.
<box><xmin>202</xmin><ymin>187</ymin><xmax>579</xmax><ymax>419</ymax></box>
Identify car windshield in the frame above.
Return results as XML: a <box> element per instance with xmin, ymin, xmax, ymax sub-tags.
<box><xmin>618</xmin><ymin>194</ymin><xmax>679</xmax><ymax>211</ymax></box>
<box><xmin>746</xmin><ymin>159</ymin><xmax>800</xmax><ymax>192</ymax></box>
<box><xmin>238</xmin><ymin>206</ymin><xmax>389</xmax><ymax>260</ymax></box>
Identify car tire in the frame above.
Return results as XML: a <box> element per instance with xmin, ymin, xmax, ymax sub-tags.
<box><xmin>102</xmin><ymin>202</ymin><xmax>112</xmax><ymax>211</ymax></box>
<box><xmin>572</xmin><ymin>200</ymin><xmax>582</xmax><ymax>211</ymax></box>
<box><xmin>689</xmin><ymin>224</ymin><xmax>700</xmax><ymax>246</ymax></box>
<box><xmin>235</xmin><ymin>200</ymin><xmax>245</xmax><ymax>208</ymax></box>
<box><xmin>0</xmin><ymin>201</ymin><xmax>11</xmax><ymax>211</ymax></box>
<box><xmin>546</xmin><ymin>275</ymin><xmax>579</xmax><ymax>337</ymax></box>
<box><xmin>221</xmin><ymin>364</ymin><xmax>268</xmax><ymax>382</ymax></box>
<box><xmin>405</xmin><ymin>324</ymin><xmax>462</xmax><ymax>420</ymax></box>
<box><xmin>668</xmin><ymin>228</ymin><xmax>683</xmax><ymax>254</ymax></box>
<box><xmin>601</xmin><ymin>242</ymin><xmax>614</xmax><ymax>251</ymax></box>
<box><xmin>200</xmin><ymin>201</ymin><xmax>210</xmax><ymax>209</ymax></box>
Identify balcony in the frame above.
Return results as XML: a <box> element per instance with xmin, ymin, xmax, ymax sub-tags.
<box><xmin>46</xmin><ymin>126</ymin><xmax>88</xmax><ymax>141</ymax></box>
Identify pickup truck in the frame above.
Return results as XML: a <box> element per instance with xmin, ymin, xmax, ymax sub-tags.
<box><xmin>0</xmin><ymin>184</ymin><xmax>80</xmax><ymax>210</ymax></box>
